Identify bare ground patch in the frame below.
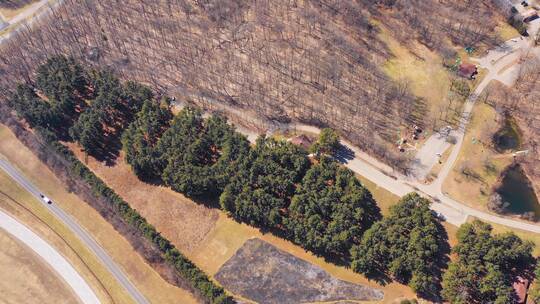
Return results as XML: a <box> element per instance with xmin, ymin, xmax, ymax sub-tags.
<box><xmin>215</xmin><ymin>238</ymin><xmax>384</xmax><ymax>304</ymax></box>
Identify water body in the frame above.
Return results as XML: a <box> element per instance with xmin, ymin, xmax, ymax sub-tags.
<box><xmin>497</xmin><ymin>165</ymin><xmax>540</xmax><ymax>219</ymax></box>
<box><xmin>493</xmin><ymin>115</ymin><xmax>521</xmax><ymax>152</ymax></box>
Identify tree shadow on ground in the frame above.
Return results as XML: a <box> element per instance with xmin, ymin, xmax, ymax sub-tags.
<box><xmin>189</xmin><ymin>193</ymin><xmax>223</xmax><ymax>210</ymax></box>
<box><xmin>85</xmin><ymin>129</ymin><xmax>123</xmax><ymax>167</ymax></box>
<box><xmin>334</xmin><ymin>143</ymin><xmax>355</xmax><ymax>164</ymax></box>
<box><xmin>361</xmin><ymin>269</ymin><xmax>394</xmax><ymax>286</ymax></box>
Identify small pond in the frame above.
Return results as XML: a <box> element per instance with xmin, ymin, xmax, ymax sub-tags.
<box><xmin>493</xmin><ymin>115</ymin><xmax>522</xmax><ymax>152</ymax></box>
<box><xmin>496</xmin><ymin>165</ymin><xmax>540</xmax><ymax>219</ymax></box>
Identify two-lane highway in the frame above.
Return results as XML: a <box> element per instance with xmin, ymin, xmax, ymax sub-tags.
<box><xmin>0</xmin><ymin>158</ymin><xmax>149</xmax><ymax>304</ymax></box>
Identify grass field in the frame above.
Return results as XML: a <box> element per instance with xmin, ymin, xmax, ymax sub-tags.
<box><xmin>64</xmin><ymin>138</ymin><xmax>422</xmax><ymax>303</ymax></box>
<box><xmin>0</xmin><ymin>122</ymin><xmax>474</xmax><ymax>303</ymax></box>
<box><xmin>0</xmin><ymin>124</ymin><xmax>198</xmax><ymax>304</ymax></box>
<box><xmin>442</xmin><ymin>101</ymin><xmax>512</xmax><ymax>212</ymax></box>
<box><xmin>0</xmin><ymin>170</ymin><xmax>118</xmax><ymax>304</ymax></box>
<box><xmin>379</xmin><ymin>27</ymin><xmax>453</xmax><ymax>131</ymax></box>
<box><xmin>495</xmin><ymin>22</ymin><xmax>521</xmax><ymax>42</ymax></box>
<box><xmin>64</xmin><ymin>142</ymin><xmax>220</xmax><ymax>254</ymax></box>
<box><xmin>0</xmin><ymin>228</ymin><xmax>80</xmax><ymax>304</ymax></box>
<box><xmin>356</xmin><ymin>174</ymin><xmax>400</xmax><ymax>216</ymax></box>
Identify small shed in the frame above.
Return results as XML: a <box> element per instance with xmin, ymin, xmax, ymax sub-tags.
<box><xmin>458</xmin><ymin>63</ymin><xmax>478</xmax><ymax>79</ymax></box>
<box><xmin>512</xmin><ymin>276</ymin><xmax>530</xmax><ymax>304</ymax></box>
<box><xmin>289</xmin><ymin>134</ymin><xmax>313</xmax><ymax>150</ymax></box>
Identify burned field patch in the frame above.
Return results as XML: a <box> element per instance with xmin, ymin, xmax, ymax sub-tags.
<box><xmin>215</xmin><ymin>238</ymin><xmax>384</xmax><ymax>304</ymax></box>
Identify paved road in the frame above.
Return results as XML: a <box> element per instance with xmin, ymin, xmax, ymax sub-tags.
<box><xmin>410</xmin><ymin>129</ymin><xmax>453</xmax><ymax>181</ymax></box>
<box><xmin>8</xmin><ymin>0</ymin><xmax>50</xmax><ymax>25</ymax></box>
<box><xmin>232</xmin><ymin>32</ymin><xmax>540</xmax><ymax>231</ymax></box>
<box><xmin>0</xmin><ymin>159</ymin><xmax>150</xmax><ymax>304</ymax></box>
<box><xmin>409</xmin><ymin>29</ymin><xmax>539</xmax><ymax>180</ymax></box>
<box><xmin>0</xmin><ymin>209</ymin><xmax>100</xmax><ymax>304</ymax></box>
<box><xmin>0</xmin><ymin>0</ymin><xmax>64</xmax><ymax>43</ymax></box>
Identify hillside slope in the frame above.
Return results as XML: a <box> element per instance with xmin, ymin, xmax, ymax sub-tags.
<box><xmin>0</xmin><ymin>0</ymin><xmax>506</xmax><ymax>169</ymax></box>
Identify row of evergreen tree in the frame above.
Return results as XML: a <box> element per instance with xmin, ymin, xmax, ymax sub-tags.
<box><xmin>8</xmin><ymin>56</ymin><xmax>539</xmax><ymax>302</ymax></box>
<box><xmin>118</xmin><ymin>75</ymin><xmax>449</xmax><ymax>297</ymax></box>
<box><xmin>8</xmin><ymin>56</ymin><xmax>232</xmax><ymax>303</ymax></box>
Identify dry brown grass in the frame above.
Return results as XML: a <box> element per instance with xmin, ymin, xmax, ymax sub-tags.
<box><xmin>73</xmin><ymin>141</ymin><xmax>409</xmax><ymax>299</ymax></box>
<box><xmin>355</xmin><ymin>174</ymin><xmax>400</xmax><ymax>216</ymax></box>
<box><xmin>65</xmin><ymin>142</ymin><xmax>219</xmax><ymax>254</ymax></box>
<box><xmin>64</xmin><ymin>141</ymin><xmax>420</xmax><ymax>303</ymax></box>
<box><xmin>199</xmin><ymin>214</ymin><xmax>417</xmax><ymax>303</ymax></box>
<box><xmin>442</xmin><ymin>101</ymin><xmax>512</xmax><ymax>211</ymax></box>
<box><xmin>494</xmin><ymin>22</ymin><xmax>520</xmax><ymax>42</ymax></box>
<box><xmin>0</xmin><ymin>124</ymin><xmax>198</xmax><ymax>304</ymax></box>
<box><xmin>379</xmin><ymin>26</ymin><xmax>452</xmax><ymax>131</ymax></box>
<box><xmin>0</xmin><ymin>171</ymin><xmax>118</xmax><ymax>304</ymax></box>
<box><xmin>0</xmin><ymin>228</ymin><xmax>80</xmax><ymax>304</ymax></box>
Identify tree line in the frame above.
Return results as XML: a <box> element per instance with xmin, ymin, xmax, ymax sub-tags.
<box><xmin>123</xmin><ymin>100</ymin><xmax>380</xmax><ymax>260</ymax></box>
<box><xmin>7</xmin><ymin>56</ymin><xmax>232</xmax><ymax>303</ymax></box>
<box><xmin>8</xmin><ymin>55</ymin><xmax>540</xmax><ymax>302</ymax></box>
<box><xmin>442</xmin><ymin>220</ymin><xmax>534</xmax><ymax>303</ymax></box>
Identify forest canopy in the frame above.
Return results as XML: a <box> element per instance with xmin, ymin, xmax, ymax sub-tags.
<box><xmin>7</xmin><ymin>56</ymin><xmax>540</xmax><ymax>301</ymax></box>
<box><xmin>350</xmin><ymin>193</ymin><xmax>446</xmax><ymax>296</ymax></box>
<box><xmin>442</xmin><ymin>220</ymin><xmax>535</xmax><ymax>304</ymax></box>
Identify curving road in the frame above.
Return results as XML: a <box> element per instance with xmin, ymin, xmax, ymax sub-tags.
<box><xmin>230</xmin><ymin>29</ymin><xmax>540</xmax><ymax>232</ymax></box>
<box><xmin>0</xmin><ymin>2</ymin><xmax>150</xmax><ymax>304</ymax></box>
<box><xmin>0</xmin><ymin>159</ymin><xmax>150</xmax><ymax>304</ymax></box>
<box><xmin>0</xmin><ymin>208</ymin><xmax>100</xmax><ymax>304</ymax></box>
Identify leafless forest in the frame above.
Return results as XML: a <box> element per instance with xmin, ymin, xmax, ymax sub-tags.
<box><xmin>488</xmin><ymin>57</ymin><xmax>540</xmax><ymax>189</ymax></box>
<box><xmin>0</xmin><ymin>0</ymin><xmax>504</xmax><ymax>169</ymax></box>
<box><xmin>0</xmin><ymin>0</ymin><xmax>33</xmax><ymax>9</ymax></box>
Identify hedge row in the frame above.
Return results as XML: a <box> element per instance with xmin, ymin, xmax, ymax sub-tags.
<box><xmin>36</xmin><ymin>127</ymin><xmax>233</xmax><ymax>304</ymax></box>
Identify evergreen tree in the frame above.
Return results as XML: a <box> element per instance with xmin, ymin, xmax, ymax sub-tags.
<box><xmin>311</xmin><ymin>128</ymin><xmax>340</xmax><ymax>156</ymax></box>
<box><xmin>350</xmin><ymin>193</ymin><xmax>444</xmax><ymax>296</ymax></box>
<box><xmin>220</xmin><ymin>136</ymin><xmax>310</xmax><ymax>227</ymax></box>
<box><xmin>122</xmin><ymin>100</ymin><xmax>173</xmax><ymax>179</ymax></box>
<box><xmin>123</xmin><ymin>80</ymin><xmax>154</xmax><ymax>115</ymax></box>
<box><xmin>36</xmin><ymin>55</ymin><xmax>88</xmax><ymax>101</ymax></box>
<box><xmin>159</xmin><ymin>112</ymin><xmax>249</xmax><ymax>197</ymax></box>
<box><xmin>286</xmin><ymin>157</ymin><xmax>380</xmax><ymax>256</ymax></box>
<box><xmin>9</xmin><ymin>84</ymin><xmax>61</xmax><ymax>129</ymax></box>
<box><xmin>441</xmin><ymin>220</ymin><xmax>534</xmax><ymax>303</ymax></box>
<box><xmin>69</xmin><ymin>109</ymin><xmax>103</xmax><ymax>154</ymax></box>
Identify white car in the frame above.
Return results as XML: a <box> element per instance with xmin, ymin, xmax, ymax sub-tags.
<box><xmin>431</xmin><ymin>210</ymin><xmax>445</xmax><ymax>221</ymax></box>
<box><xmin>39</xmin><ymin>194</ymin><xmax>52</xmax><ymax>204</ymax></box>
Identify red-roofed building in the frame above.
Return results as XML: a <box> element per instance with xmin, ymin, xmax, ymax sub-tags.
<box><xmin>289</xmin><ymin>134</ymin><xmax>313</xmax><ymax>150</ymax></box>
<box><xmin>513</xmin><ymin>276</ymin><xmax>529</xmax><ymax>303</ymax></box>
<box><xmin>458</xmin><ymin>63</ymin><xmax>478</xmax><ymax>79</ymax></box>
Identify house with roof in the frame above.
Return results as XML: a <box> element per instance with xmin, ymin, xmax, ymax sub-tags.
<box><xmin>458</xmin><ymin>63</ymin><xmax>478</xmax><ymax>79</ymax></box>
<box><xmin>513</xmin><ymin>276</ymin><xmax>530</xmax><ymax>304</ymax></box>
<box><xmin>289</xmin><ymin>134</ymin><xmax>314</xmax><ymax>150</ymax></box>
